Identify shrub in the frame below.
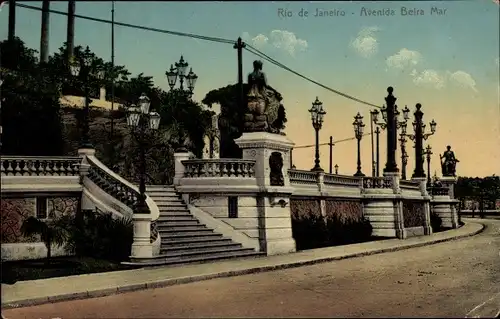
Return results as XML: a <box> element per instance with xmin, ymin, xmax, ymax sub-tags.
<box><xmin>430</xmin><ymin>212</ymin><xmax>443</xmax><ymax>232</ymax></box>
<box><xmin>325</xmin><ymin>215</ymin><xmax>373</xmax><ymax>245</ymax></box>
<box><xmin>65</xmin><ymin>210</ymin><xmax>133</xmax><ymax>262</ymax></box>
<box><xmin>292</xmin><ymin>214</ymin><xmax>328</xmax><ymax>250</ymax></box>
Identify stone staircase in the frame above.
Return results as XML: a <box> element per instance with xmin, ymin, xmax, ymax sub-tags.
<box><xmin>146</xmin><ymin>185</ymin><xmax>263</xmax><ymax>265</ymax></box>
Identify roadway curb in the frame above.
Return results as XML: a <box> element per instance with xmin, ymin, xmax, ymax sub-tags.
<box><xmin>2</xmin><ymin>222</ymin><xmax>486</xmax><ymax>309</ymax></box>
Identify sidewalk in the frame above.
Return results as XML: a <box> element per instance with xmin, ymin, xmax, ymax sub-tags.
<box><xmin>2</xmin><ymin>220</ymin><xmax>484</xmax><ymax>309</ymax></box>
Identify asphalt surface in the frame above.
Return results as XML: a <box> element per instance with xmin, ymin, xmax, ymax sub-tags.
<box><xmin>4</xmin><ymin>219</ymin><xmax>500</xmax><ymax>319</ymax></box>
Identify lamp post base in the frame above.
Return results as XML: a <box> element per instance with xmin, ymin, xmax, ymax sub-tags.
<box><xmin>311</xmin><ymin>166</ymin><xmax>324</xmax><ymax>172</ymax></box>
<box><xmin>354</xmin><ymin>171</ymin><xmax>365</xmax><ymax>177</ymax></box>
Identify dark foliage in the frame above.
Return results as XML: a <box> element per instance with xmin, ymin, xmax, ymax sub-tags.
<box><xmin>292</xmin><ymin>214</ymin><xmax>373</xmax><ymax>250</ymax></box>
<box><xmin>430</xmin><ymin>212</ymin><xmax>444</xmax><ymax>233</ymax></box>
<box><xmin>64</xmin><ymin>210</ymin><xmax>133</xmax><ymax>262</ymax></box>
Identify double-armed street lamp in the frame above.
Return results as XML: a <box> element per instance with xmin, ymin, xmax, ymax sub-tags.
<box><xmin>371</xmin><ymin>108</ymin><xmax>387</xmax><ymax>177</ymax></box>
<box><xmin>395</xmin><ymin>105</ymin><xmax>411</xmax><ymax>179</ymax></box>
<box><xmin>402</xmin><ymin>103</ymin><xmax>437</xmax><ymax>179</ymax></box>
<box><xmin>70</xmin><ymin>47</ymin><xmax>105</xmax><ymax>149</ymax></box>
<box><xmin>353</xmin><ymin>112</ymin><xmax>366</xmax><ymax>177</ymax></box>
<box><xmin>424</xmin><ymin>145</ymin><xmax>433</xmax><ymax>186</ymax></box>
<box><xmin>126</xmin><ymin>93</ymin><xmax>161</xmax><ymax>215</ymax></box>
<box><xmin>309</xmin><ymin>97</ymin><xmax>326</xmax><ymax>172</ymax></box>
<box><xmin>165</xmin><ymin>56</ymin><xmax>198</xmax><ymax>97</ymax></box>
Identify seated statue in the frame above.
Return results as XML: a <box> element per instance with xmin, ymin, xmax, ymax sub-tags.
<box><xmin>244</xmin><ymin>60</ymin><xmax>286</xmax><ymax>134</ymax></box>
<box><xmin>440</xmin><ymin>145</ymin><xmax>459</xmax><ymax>176</ymax></box>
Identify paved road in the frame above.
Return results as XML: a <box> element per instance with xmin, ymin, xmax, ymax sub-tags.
<box><xmin>4</xmin><ymin>219</ymin><xmax>500</xmax><ymax>319</ymax></box>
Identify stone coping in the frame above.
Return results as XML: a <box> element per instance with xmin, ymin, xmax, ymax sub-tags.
<box><xmin>1</xmin><ymin>220</ymin><xmax>484</xmax><ymax>309</ymax></box>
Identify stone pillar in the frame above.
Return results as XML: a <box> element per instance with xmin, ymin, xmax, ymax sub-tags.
<box><xmin>412</xmin><ymin>176</ymin><xmax>432</xmax><ymax>235</ymax></box>
<box><xmin>440</xmin><ymin>176</ymin><xmax>457</xmax><ymax>199</ymax></box>
<box><xmin>131</xmin><ymin>214</ymin><xmax>153</xmax><ymax>259</ymax></box>
<box><xmin>173</xmin><ymin>151</ymin><xmax>191</xmax><ymax>186</ymax></box>
<box><xmin>363</xmin><ymin>172</ymin><xmax>405</xmax><ymax>238</ymax></box>
<box><xmin>78</xmin><ymin>147</ymin><xmax>96</xmax><ymax>158</ymax></box>
<box><xmin>235</xmin><ymin>132</ymin><xmax>296</xmax><ymax>255</ymax></box>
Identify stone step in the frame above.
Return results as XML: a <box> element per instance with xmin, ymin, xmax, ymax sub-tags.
<box><xmin>160</xmin><ymin>250</ymin><xmax>263</xmax><ymax>266</ymax></box>
<box><xmin>161</xmin><ymin>236</ymin><xmax>229</xmax><ymax>245</ymax></box>
<box><xmin>159</xmin><ymin>211</ymin><xmax>192</xmax><ymax>217</ymax></box>
<box><xmin>161</xmin><ymin>239</ymin><xmax>237</xmax><ymax>250</ymax></box>
<box><xmin>156</xmin><ymin>203</ymin><xmax>187</xmax><ymax>208</ymax></box>
<box><xmin>158</xmin><ymin>220</ymin><xmax>200</xmax><ymax>227</ymax></box>
<box><xmin>161</xmin><ymin>245</ymin><xmax>253</xmax><ymax>258</ymax></box>
<box><xmin>158</xmin><ymin>226</ymin><xmax>213</xmax><ymax>233</ymax></box>
<box><xmin>160</xmin><ymin>232</ymin><xmax>223</xmax><ymax>239</ymax></box>
<box><xmin>147</xmin><ymin>191</ymin><xmax>178</xmax><ymax>197</ymax></box>
<box><xmin>152</xmin><ymin>198</ymin><xmax>183</xmax><ymax>204</ymax></box>
<box><xmin>157</xmin><ymin>215</ymin><xmax>197</xmax><ymax>222</ymax></box>
<box><xmin>159</xmin><ymin>205</ymin><xmax>189</xmax><ymax>211</ymax></box>
<box><xmin>129</xmin><ymin>251</ymin><xmax>263</xmax><ymax>267</ymax></box>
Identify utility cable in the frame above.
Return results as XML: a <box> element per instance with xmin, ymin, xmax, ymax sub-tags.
<box><xmin>245</xmin><ymin>44</ymin><xmax>382</xmax><ymax>109</ymax></box>
<box><xmin>15</xmin><ymin>3</ymin><xmax>235</xmax><ymax>45</ymax></box>
<box><xmin>16</xmin><ymin>3</ymin><xmax>383</xmax><ymax>110</ymax></box>
<box><xmin>293</xmin><ymin>132</ymin><xmax>372</xmax><ymax>149</ymax></box>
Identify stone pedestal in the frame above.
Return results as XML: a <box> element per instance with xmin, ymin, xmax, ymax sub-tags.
<box><xmin>440</xmin><ymin>176</ymin><xmax>458</xmax><ymax>199</ymax></box>
<box><xmin>411</xmin><ymin>177</ymin><xmax>433</xmax><ymax>235</ymax></box>
<box><xmin>235</xmin><ymin>132</ymin><xmax>296</xmax><ymax>255</ymax></box>
<box><xmin>174</xmin><ymin>152</ymin><xmax>192</xmax><ymax>186</ymax></box>
<box><xmin>431</xmin><ymin>194</ymin><xmax>459</xmax><ymax>229</ymax></box>
<box><xmin>131</xmin><ymin>214</ymin><xmax>153</xmax><ymax>259</ymax></box>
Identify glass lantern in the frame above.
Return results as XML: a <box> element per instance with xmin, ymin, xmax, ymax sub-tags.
<box><xmin>70</xmin><ymin>60</ymin><xmax>81</xmax><ymax>77</ymax></box>
<box><xmin>166</xmin><ymin>64</ymin><xmax>178</xmax><ymax>89</ymax></box>
<box><xmin>402</xmin><ymin>105</ymin><xmax>410</xmax><ymax>121</ymax></box>
<box><xmin>149</xmin><ymin>112</ymin><xmax>161</xmax><ymax>130</ymax></box>
<box><xmin>126</xmin><ymin>106</ymin><xmax>141</xmax><ymax>127</ymax></box>
<box><xmin>175</xmin><ymin>56</ymin><xmax>189</xmax><ymax>77</ymax></box>
<box><xmin>430</xmin><ymin>119</ymin><xmax>437</xmax><ymax>134</ymax></box>
<box><xmin>138</xmin><ymin>93</ymin><xmax>151</xmax><ymax>114</ymax></box>
<box><xmin>186</xmin><ymin>68</ymin><xmax>198</xmax><ymax>93</ymax></box>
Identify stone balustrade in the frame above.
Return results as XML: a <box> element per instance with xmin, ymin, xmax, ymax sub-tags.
<box><xmin>324</xmin><ymin>173</ymin><xmax>362</xmax><ymax>187</ymax></box>
<box><xmin>362</xmin><ymin>176</ymin><xmax>393</xmax><ymax>189</ymax></box>
<box><xmin>182</xmin><ymin>159</ymin><xmax>256</xmax><ymax>178</ymax></box>
<box><xmin>1</xmin><ymin>156</ymin><xmax>81</xmax><ymax>176</ymax></box>
<box><xmin>288</xmin><ymin>169</ymin><xmax>317</xmax><ymax>185</ymax></box>
<box><xmin>429</xmin><ymin>185</ymin><xmax>451</xmax><ymax>196</ymax></box>
<box><xmin>399</xmin><ymin>180</ymin><xmax>421</xmax><ymax>190</ymax></box>
<box><xmin>85</xmin><ymin>156</ymin><xmax>139</xmax><ymax>208</ymax></box>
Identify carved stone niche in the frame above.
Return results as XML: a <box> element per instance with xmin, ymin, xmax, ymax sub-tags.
<box><xmin>269</xmin><ymin>195</ymin><xmax>289</xmax><ymax>208</ymax></box>
<box><xmin>269</xmin><ymin>152</ymin><xmax>285</xmax><ymax>187</ymax></box>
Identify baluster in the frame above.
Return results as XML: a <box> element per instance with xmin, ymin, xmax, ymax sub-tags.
<box><xmin>0</xmin><ymin>160</ymin><xmax>5</xmax><ymax>175</ymax></box>
<box><xmin>17</xmin><ymin>159</ymin><xmax>27</xmax><ymax>176</ymax></box>
<box><xmin>184</xmin><ymin>164</ymin><xmax>191</xmax><ymax>177</ymax></box>
<box><xmin>11</xmin><ymin>159</ymin><xmax>21</xmax><ymax>176</ymax></box>
<box><xmin>236</xmin><ymin>163</ymin><xmax>243</xmax><ymax>176</ymax></box>
<box><xmin>60</xmin><ymin>161</ymin><xmax>69</xmax><ymax>176</ymax></box>
<box><xmin>228</xmin><ymin>163</ymin><xmax>235</xmax><ymax>176</ymax></box>
<box><xmin>249</xmin><ymin>164</ymin><xmax>255</xmax><ymax>177</ymax></box>
<box><xmin>222</xmin><ymin>162</ymin><xmax>229</xmax><ymax>177</ymax></box>
<box><xmin>242</xmin><ymin>163</ymin><xmax>248</xmax><ymax>177</ymax></box>
<box><xmin>206</xmin><ymin>162</ymin><xmax>213</xmax><ymax>177</ymax></box>
<box><xmin>214</xmin><ymin>162</ymin><xmax>221</xmax><ymax>176</ymax></box>
<box><xmin>4</xmin><ymin>160</ymin><xmax>13</xmax><ymax>175</ymax></box>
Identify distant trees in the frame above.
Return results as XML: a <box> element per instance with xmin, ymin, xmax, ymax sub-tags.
<box><xmin>455</xmin><ymin>175</ymin><xmax>500</xmax><ymax>211</ymax></box>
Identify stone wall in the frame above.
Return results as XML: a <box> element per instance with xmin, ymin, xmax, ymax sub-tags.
<box><xmin>324</xmin><ymin>199</ymin><xmax>363</xmax><ymax>221</ymax></box>
<box><xmin>1</xmin><ymin>194</ymin><xmax>80</xmax><ymax>261</ymax></box>
<box><xmin>402</xmin><ymin>200</ymin><xmax>425</xmax><ymax>228</ymax></box>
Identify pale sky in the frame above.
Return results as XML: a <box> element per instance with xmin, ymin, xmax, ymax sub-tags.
<box><xmin>1</xmin><ymin>1</ymin><xmax>499</xmax><ymax>177</ymax></box>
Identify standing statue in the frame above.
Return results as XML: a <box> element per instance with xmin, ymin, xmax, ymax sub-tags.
<box><xmin>440</xmin><ymin>145</ymin><xmax>459</xmax><ymax>176</ymax></box>
<box><xmin>244</xmin><ymin>60</ymin><xmax>287</xmax><ymax>134</ymax></box>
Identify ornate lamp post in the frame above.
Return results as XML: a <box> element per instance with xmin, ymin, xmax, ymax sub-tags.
<box><xmin>69</xmin><ymin>48</ymin><xmax>101</xmax><ymax>149</ymax></box>
<box><xmin>334</xmin><ymin>164</ymin><xmax>339</xmax><ymax>175</ymax></box>
<box><xmin>424</xmin><ymin>145</ymin><xmax>433</xmax><ymax>186</ymax></box>
<box><xmin>371</xmin><ymin>108</ymin><xmax>386</xmax><ymax>177</ymax></box>
<box><xmin>165</xmin><ymin>55</ymin><xmax>198</xmax><ymax>97</ymax></box>
<box><xmin>126</xmin><ymin>93</ymin><xmax>161</xmax><ymax>215</ymax></box>
<box><xmin>309</xmin><ymin>97</ymin><xmax>326</xmax><ymax>172</ymax></box>
<box><xmin>396</xmin><ymin>105</ymin><xmax>410</xmax><ymax>179</ymax></box>
<box><xmin>404</xmin><ymin>103</ymin><xmax>437</xmax><ymax>179</ymax></box>
<box><xmin>353</xmin><ymin>112</ymin><xmax>366</xmax><ymax>177</ymax></box>
<box><xmin>0</xmin><ymin>78</ymin><xmax>3</xmax><ymax>151</ymax></box>
<box><xmin>382</xmin><ymin>87</ymin><xmax>399</xmax><ymax>174</ymax></box>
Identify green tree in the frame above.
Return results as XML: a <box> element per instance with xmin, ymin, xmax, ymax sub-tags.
<box><xmin>20</xmin><ymin>216</ymin><xmax>71</xmax><ymax>262</ymax></box>
<box><xmin>1</xmin><ymin>38</ymin><xmax>65</xmax><ymax>156</ymax></box>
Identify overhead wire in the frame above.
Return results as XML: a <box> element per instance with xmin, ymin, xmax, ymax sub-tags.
<box><xmin>15</xmin><ymin>2</ymin><xmax>382</xmax><ymax>147</ymax></box>
<box><xmin>293</xmin><ymin>133</ymin><xmax>373</xmax><ymax>149</ymax></box>
<box><xmin>244</xmin><ymin>44</ymin><xmax>382</xmax><ymax>109</ymax></box>
<box><xmin>16</xmin><ymin>2</ymin><xmax>383</xmax><ymax>110</ymax></box>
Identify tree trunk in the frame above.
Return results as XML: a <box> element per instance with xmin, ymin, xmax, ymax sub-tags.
<box><xmin>66</xmin><ymin>0</ymin><xmax>75</xmax><ymax>63</ymax></box>
<box><xmin>46</xmin><ymin>238</ymin><xmax>52</xmax><ymax>264</ymax></box>
<box><xmin>40</xmin><ymin>0</ymin><xmax>50</xmax><ymax>64</ymax></box>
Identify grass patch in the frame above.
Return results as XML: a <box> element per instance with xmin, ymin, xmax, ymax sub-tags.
<box><xmin>1</xmin><ymin>256</ymin><xmax>139</xmax><ymax>284</ymax></box>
